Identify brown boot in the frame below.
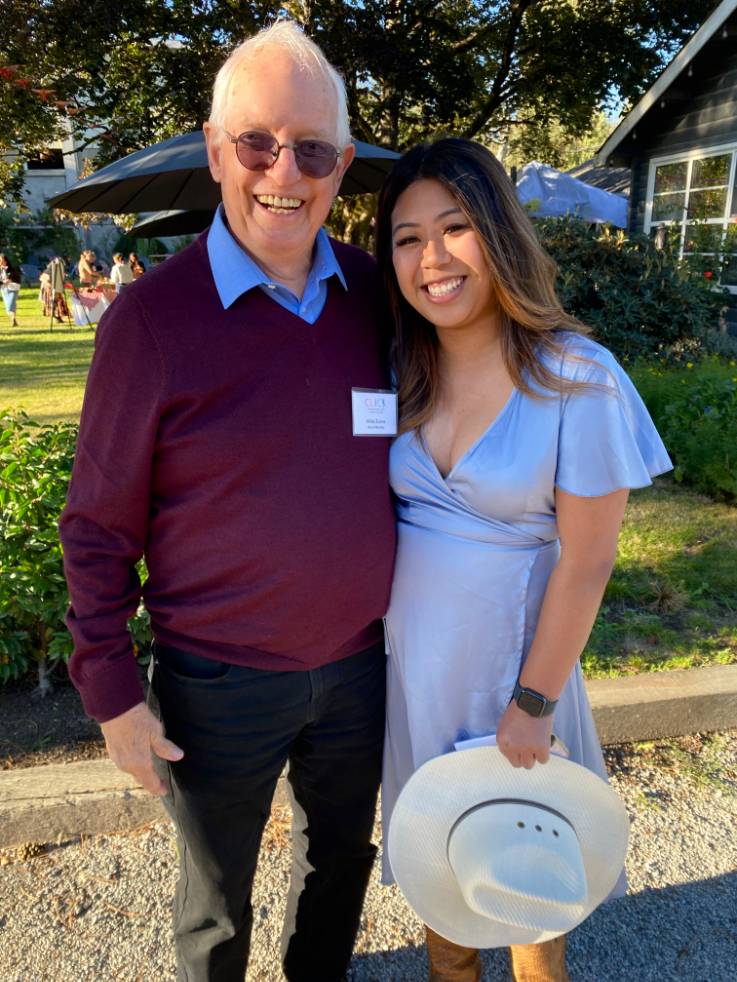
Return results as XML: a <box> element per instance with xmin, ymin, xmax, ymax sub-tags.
<box><xmin>508</xmin><ymin>935</ymin><xmax>570</xmax><ymax>982</ymax></box>
<box><xmin>425</xmin><ymin>925</ymin><xmax>482</xmax><ymax>982</ymax></box>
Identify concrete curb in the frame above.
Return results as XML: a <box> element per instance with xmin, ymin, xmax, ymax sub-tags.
<box><xmin>586</xmin><ymin>663</ymin><xmax>737</xmax><ymax>745</ymax></box>
<box><xmin>1</xmin><ymin>665</ymin><xmax>735</xmax><ymax>849</ymax></box>
<box><xmin>0</xmin><ymin>760</ymin><xmax>289</xmax><ymax>849</ymax></box>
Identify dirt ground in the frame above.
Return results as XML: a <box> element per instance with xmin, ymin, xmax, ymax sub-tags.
<box><xmin>0</xmin><ymin>668</ymin><xmax>148</xmax><ymax>770</ymax></box>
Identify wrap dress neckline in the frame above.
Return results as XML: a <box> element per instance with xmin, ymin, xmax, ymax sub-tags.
<box><xmin>420</xmin><ymin>386</ymin><xmax>519</xmax><ymax>483</ymax></box>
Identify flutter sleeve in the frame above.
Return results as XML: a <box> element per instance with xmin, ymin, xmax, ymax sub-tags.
<box><xmin>555</xmin><ymin>341</ymin><xmax>672</xmax><ymax>497</ymax></box>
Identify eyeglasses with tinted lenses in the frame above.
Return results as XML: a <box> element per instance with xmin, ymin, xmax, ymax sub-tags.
<box><xmin>225</xmin><ymin>130</ymin><xmax>344</xmax><ymax>179</ymax></box>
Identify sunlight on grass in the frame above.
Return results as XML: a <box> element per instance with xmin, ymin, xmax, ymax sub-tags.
<box><xmin>583</xmin><ymin>477</ymin><xmax>737</xmax><ymax>678</ymax></box>
<box><xmin>0</xmin><ymin>285</ymin><xmax>95</xmax><ymax>423</ymax></box>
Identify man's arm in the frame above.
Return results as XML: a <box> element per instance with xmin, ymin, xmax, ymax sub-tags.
<box><xmin>60</xmin><ymin>291</ymin><xmax>182</xmax><ymax>793</ymax></box>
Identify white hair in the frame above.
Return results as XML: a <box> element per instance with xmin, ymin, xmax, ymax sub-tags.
<box><xmin>209</xmin><ymin>18</ymin><xmax>351</xmax><ymax>148</ymax></box>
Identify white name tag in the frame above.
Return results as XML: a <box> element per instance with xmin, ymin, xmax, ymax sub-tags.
<box><xmin>351</xmin><ymin>388</ymin><xmax>398</xmax><ymax>437</ymax></box>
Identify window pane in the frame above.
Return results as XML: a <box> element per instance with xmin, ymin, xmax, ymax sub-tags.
<box><xmin>687</xmin><ymin>187</ymin><xmax>728</xmax><ymax>219</ymax></box>
<box><xmin>683</xmin><ymin>223</ymin><xmax>723</xmax><ymax>253</ymax></box>
<box><xmin>731</xmin><ymin>168</ymin><xmax>737</xmax><ymax>216</ymax></box>
<box><xmin>652</xmin><ymin>192</ymin><xmax>686</xmax><ymax>222</ymax></box>
<box><xmin>691</xmin><ymin>153</ymin><xmax>731</xmax><ymax>189</ymax></box>
<box><xmin>26</xmin><ymin>148</ymin><xmax>64</xmax><ymax>171</ymax></box>
<box><xmin>649</xmin><ymin>224</ymin><xmax>677</xmax><ymax>251</ymax></box>
<box><xmin>721</xmin><ymin>224</ymin><xmax>737</xmax><ymax>283</ymax></box>
<box><xmin>721</xmin><ymin>257</ymin><xmax>737</xmax><ymax>285</ymax></box>
<box><xmin>723</xmin><ymin>222</ymin><xmax>737</xmax><ymax>249</ymax></box>
<box><xmin>654</xmin><ymin>162</ymin><xmax>687</xmax><ymax>194</ymax></box>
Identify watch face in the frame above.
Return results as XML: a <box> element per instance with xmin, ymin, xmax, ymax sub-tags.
<box><xmin>517</xmin><ymin>690</ymin><xmax>545</xmax><ymax>717</ymax></box>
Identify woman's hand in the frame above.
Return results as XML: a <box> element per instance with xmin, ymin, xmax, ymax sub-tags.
<box><xmin>496</xmin><ymin>699</ymin><xmax>553</xmax><ymax>769</ymax></box>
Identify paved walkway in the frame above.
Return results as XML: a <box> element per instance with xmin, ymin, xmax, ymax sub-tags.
<box><xmin>0</xmin><ymin>733</ymin><xmax>735</xmax><ymax>981</ymax></box>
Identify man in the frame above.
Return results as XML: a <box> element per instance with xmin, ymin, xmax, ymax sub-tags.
<box><xmin>60</xmin><ymin>20</ymin><xmax>396</xmax><ymax>982</ymax></box>
<box><xmin>109</xmin><ymin>252</ymin><xmax>134</xmax><ymax>293</ymax></box>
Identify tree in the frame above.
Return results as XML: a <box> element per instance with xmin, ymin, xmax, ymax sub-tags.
<box><xmin>1</xmin><ymin>0</ymin><xmax>718</xmax><ymax>208</ymax></box>
<box><xmin>504</xmin><ymin>111</ymin><xmax>619</xmax><ymax>172</ymax></box>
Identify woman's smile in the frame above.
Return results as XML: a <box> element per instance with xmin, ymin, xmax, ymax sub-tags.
<box><xmin>423</xmin><ymin>275</ymin><xmax>467</xmax><ymax>302</ymax></box>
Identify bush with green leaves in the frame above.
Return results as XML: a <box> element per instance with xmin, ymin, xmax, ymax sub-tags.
<box><xmin>0</xmin><ymin>208</ymin><xmax>79</xmax><ymax>266</ymax></box>
<box><xmin>0</xmin><ymin>410</ymin><xmax>151</xmax><ymax>688</ymax></box>
<box><xmin>535</xmin><ymin>217</ymin><xmax>727</xmax><ymax>364</ymax></box>
<box><xmin>662</xmin><ymin>373</ymin><xmax>737</xmax><ymax>501</ymax></box>
<box><xmin>630</xmin><ymin>359</ymin><xmax>737</xmax><ymax>502</ymax></box>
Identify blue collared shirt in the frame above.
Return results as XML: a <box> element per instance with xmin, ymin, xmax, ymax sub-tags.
<box><xmin>207</xmin><ymin>204</ymin><xmax>347</xmax><ymax>323</ymax></box>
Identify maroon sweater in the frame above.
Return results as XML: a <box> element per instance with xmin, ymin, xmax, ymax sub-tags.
<box><xmin>60</xmin><ymin>234</ymin><xmax>397</xmax><ymax>722</ymax></box>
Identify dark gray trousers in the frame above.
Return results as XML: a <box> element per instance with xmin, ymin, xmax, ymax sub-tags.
<box><xmin>148</xmin><ymin>638</ymin><xmax>385</xmax><ymax>982</ymax></box>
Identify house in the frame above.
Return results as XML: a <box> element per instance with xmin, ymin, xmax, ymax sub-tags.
<box><xmin>566</xmin><ymin>159</ymin><xmax>630</xmax><ymax>200</ymax></box>
<box><xmin>596</xmin><ymin>0</ymin><xmax>737</xmax><ymax>292</ymax></box>
<box><xmin>2</xmin><ymin>122</ymin><xmax>121</xmax><ymax>261</ymax></box>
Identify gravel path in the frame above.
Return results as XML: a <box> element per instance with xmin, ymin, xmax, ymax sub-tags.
<box><xmin>0</xmin><ymin>731</ymin><xmax>735</xmax><ymax>982</ymax></box>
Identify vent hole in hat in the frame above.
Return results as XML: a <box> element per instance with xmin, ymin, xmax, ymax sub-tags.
<box><xmin>535</xmin><ymin>825</ymin><xmax>542</xmax><ymax>832</ymax></box>
<box><xmin>553</xmin><ymin>830</ymin><xmax>559</xmax><ymax>837</ymax></box>
<box><xmin>517</xmin><ymin>822</ymin><xmax>525</xmax><ymax>828</ymax></box>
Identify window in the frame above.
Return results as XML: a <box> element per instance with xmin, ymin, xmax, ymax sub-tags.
<box><xmin>646</xmin><ymin>146</ymin><xmax>737</xmax><ymax>290</ymax></box>
<box><xmin>26</xmin><ymin>148</ymin><xmax>65</xmax><ymax>171</ymax></box>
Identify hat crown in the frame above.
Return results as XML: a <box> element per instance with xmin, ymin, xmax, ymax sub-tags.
<box><xmin>447</xmin><ymin>802</ymin><xmax>589</xmax><ymax>932</ymax></box>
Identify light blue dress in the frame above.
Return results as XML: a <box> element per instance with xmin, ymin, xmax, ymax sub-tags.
<box><xmin>1</xmin><ymin>286</ymin><xmax>18</xmax><ymax>316</ymax></box>
<box><xmin>382</xmin><ymin>334</ymin><xmax>672</xmax><ymax>889</ymax></box>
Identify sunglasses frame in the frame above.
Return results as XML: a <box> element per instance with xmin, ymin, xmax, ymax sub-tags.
<box><xmin>224</xmin><ymin>129</ymin><xmax>344</xmax><ymax>178</ymax></box>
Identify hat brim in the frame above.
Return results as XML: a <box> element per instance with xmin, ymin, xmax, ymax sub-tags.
<box><xmin>388</xmin><ymin>747</ymin><xmax>629</xmax><ymax>949</ymax></box>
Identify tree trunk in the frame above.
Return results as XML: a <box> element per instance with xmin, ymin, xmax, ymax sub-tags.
<box><xmin>33</xmin><ymin>621</ymin><xmax>53</xmax><ymax>698</ymax></box>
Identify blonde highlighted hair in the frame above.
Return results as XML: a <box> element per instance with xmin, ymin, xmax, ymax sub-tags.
<box><xmin>376</xmin><ymin>138</ymin><xmax>597</xmax><ymax>435</ymax></box>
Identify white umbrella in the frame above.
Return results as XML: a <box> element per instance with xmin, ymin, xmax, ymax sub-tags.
<box><xmin>516</xmin><ymin>161</ymin><xmax>628</xmax><ymax>228</ymax></box>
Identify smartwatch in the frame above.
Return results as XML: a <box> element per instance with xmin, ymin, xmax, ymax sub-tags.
<box><xmin>512</xmin><ymin>680</ymin><xmax>558</xmax><ymax>718</ymax></box>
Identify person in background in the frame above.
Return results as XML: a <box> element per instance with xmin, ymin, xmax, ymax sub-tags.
<box><xmin>129</xmin><ymin>252</ymin><xmax>145</xmax><ymax>278</ymax></box>
<box><xmin>110</xmin><ymin>253</ymin><xmax>134</xmax><ymax>293</ymax></box>
<box><xmin>0</xmin><ymin>254</ymin><xmax>21</xmax><ymax>328</ymax></box>
<box><xmin>78</xmin><ymin>250</ymin><xmax>101</xmax><ymax>288</ymax></box>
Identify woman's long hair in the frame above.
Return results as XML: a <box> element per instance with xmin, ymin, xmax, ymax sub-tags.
<box><xmin>0</xmin><ymin>254</ymin><xmax>20</xmax><ymax>281</ymax></box>
<box><xmin>375</xmin><ymin>138</ymin><xmax>593</xmax><ymax>435</ymax></box>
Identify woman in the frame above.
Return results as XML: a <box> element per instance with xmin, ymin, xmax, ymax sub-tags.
<box><xmin>376</xmin><ymin>139</ymin><xmax>671</xmax><ymax>982</ymax></box>
<box><xmin>0</xmin><ymin>254</ymin><xmax>21</xmax><ymax>328</ymax></box>
<box><xmin>78</xmin><ymin>250</ymin><xmax>100</xmax><ymax>288</ymax></box>
<box><xmin>128</xmin><ymin>252</ymin><xmax>145</xmax><ymax>279</ymax></box>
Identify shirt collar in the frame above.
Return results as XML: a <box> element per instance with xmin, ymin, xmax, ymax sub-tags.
<box><xmin>207</xmin><ymin>203</ymin><xmax>346</xmax><ymax>310</ymax></box>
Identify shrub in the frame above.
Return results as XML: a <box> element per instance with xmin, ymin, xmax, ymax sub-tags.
<box><xmin>113</xmin><ymin>233</ymin><xmax>169</xmax><ymax>259</ymax></box>
<box><xmin>0</xmin><ymin>208</ymin><xmax>79</xmax><ymax>265</ymax></box>
<box><xmin>662</xmin><ymin>373</ymin><xmax>737</xmax><ymax>501</ymax></box>
<box><xmin>0</xmin><ymin>411</ymin><xmax>151</xmax><ymax>688</ymax></box>
<box><xmin>629</xmin><ymin>360</ymin><xmax>737</xmax><ymax>502</ymax></box>
<box><xmin>536</xmin><ymin>217</ymin><xmax>726</xmax><ymax>364</ymax></box>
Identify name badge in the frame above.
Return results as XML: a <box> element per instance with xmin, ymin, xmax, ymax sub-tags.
<box><xmin>351</xmin><ymin>388</ymin><xmax>398</xmax><ymax>437</ymax></box>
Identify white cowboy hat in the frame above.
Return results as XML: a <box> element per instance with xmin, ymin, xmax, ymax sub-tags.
<box><xmin>388</xmin><ymin>746</ymin><xmax>629</xmax><ymax>949</ymax></box>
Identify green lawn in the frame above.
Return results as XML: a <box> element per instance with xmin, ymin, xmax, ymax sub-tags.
<box><xmin>1</xmin><ymin>299</ymin><xmax>735</xmax><ymax>678</ymax></box>
<box><xmin>0</xmin><ymin>285</ymin><xmax>95</xmax><ymax>424</ymax></box>
<box><xmin>583</xmin><ymin>477</ymin><xmax>737</xmax><ymax>677</ymax></box>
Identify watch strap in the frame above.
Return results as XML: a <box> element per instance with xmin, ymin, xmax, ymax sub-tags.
<box><xmin>512</xmin><ymin>680</ymin><xmax>558</xmax><ymax>717</ymax></box>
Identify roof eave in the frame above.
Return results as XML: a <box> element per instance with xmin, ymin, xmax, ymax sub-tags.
<box><xmin>595</xmin><ymin>0</ymin><xmax>737</xmax><ymax>165</ymax></box>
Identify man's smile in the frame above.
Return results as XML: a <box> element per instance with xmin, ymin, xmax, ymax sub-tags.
<box><xmin>254</xmin><ymin>194</ymin><xmax>305</xmax><ymax>215</ymax></box>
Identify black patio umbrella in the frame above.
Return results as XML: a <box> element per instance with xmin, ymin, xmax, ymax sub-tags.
<box><xmin>130</xmin><ymin>209</ymin><xmax>215</xmax><ymax>238</ymax></box>
<box><xmin>46</xmin><ymin>131</ymin><xmax>400</xmax><ymax>215</ymax></box>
